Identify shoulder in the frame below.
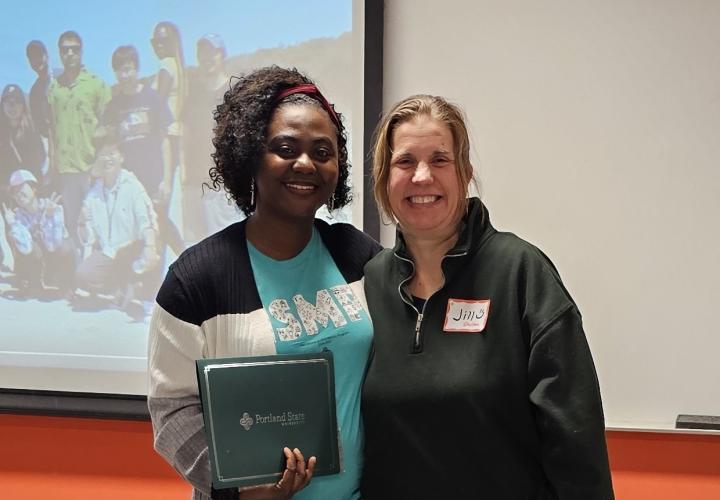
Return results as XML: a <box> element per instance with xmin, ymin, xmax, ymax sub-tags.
<box><xmin>139</xmin><ymin>84</ymin><xmax>164</xmax><ymax>102</ymax></box>
<box><xmin>159</xmin><ymin>57</ymin><xmax>178</xmax><ymax>76</ymax></box>
<box><xmin>315</xmin><ymin>220</ymin><xmax>382</xmax><ymax>281</ymax></box>
<box><xmin>480</xmin><ymin>230</ymin><xmax>559</xmax><ymax>274</ymax></box>
<box><xmin>48</xmin><ymin>79</ymin><xmax>59</xmax><ymax>94</ymax></box>
<box><xmin>119</xmin><ymin>170</ymin><xmax>148</xmax><ymax>193</ymax></box>
<box><xmin>85</xmin><ymin>181</ymin><xmax>104</xmax><ymax>200</ymax></box>
<box><xmin>80</xmin><ymin>69</ymin><xmax>108</xmax><ymax>88</ymax></box>
<box><xmin>315</xmin><ymin>219</ymin><xmax>382</xmax><ymax>257</ymax></box>
<box><xmin>364</xmin><ymin>246</ymin><xmax>394</xmax><ymax>276</ymax></box>
<box><xmin>482</xmin><ymin>230</ymin><xmax>578</xmax><ymax>323</ymax></box>
<box><xmin>171</xmin><ymin>223</ymin><xmax>247</xmax><ymax>281</ymax></box>
<box><xmin>159</xmin><ymin>223</ymin><xmax>253</xmax><ymax>324</ymax></box>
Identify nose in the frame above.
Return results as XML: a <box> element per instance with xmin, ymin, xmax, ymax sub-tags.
<box><xmin>411</xmin><ymin>162</ymin><xmax>434</xmax><ymax>184</ymax></box>
<box><xmin>292</xmin><ymin>153</ymin><xmax>316</xmax><ymax>174</ymax></box>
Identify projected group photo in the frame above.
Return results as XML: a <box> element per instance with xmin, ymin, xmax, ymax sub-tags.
<box><xmin>0</xmin><ymin>0</ymin><xmax>356</xmax><ymax>394</ymax></box>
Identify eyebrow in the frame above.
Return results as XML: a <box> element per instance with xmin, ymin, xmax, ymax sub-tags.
<box><xmin>391</xmin><ymin>148</ymin><xmax>453</xmax><ymax>157</ymax></box>
<box><xmin>269</xmin><ymin>134</ymin><xmax>335</xmax><ymax>146</ymax></box>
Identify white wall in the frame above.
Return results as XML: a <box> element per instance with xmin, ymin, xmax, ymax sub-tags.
<box><xmin>382</xmin><ymin>0</ymin><xmax>720</xmax><ymax>430</ymax></box>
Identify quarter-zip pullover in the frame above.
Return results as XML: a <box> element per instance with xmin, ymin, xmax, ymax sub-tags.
<box><xmin>361</xmin><ymin>198</ymin><xmax>614</xmax><ymax>500</ymax></box>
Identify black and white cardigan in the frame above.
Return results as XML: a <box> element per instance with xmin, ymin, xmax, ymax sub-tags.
<box><xmin>147</xmin><ymin>219</ymin><xmax>380</xmax><ymax>500</ymax></box>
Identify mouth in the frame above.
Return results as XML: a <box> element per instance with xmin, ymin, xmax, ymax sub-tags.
<box><xmin>407</xmin><ymin>195</ymin><xmax>441</xmax><ymax>205</ymax></box>
<box><xmin>284</xmin><ymin>182</ymin><xmax>318</xmax><ymax>195</ymax></box>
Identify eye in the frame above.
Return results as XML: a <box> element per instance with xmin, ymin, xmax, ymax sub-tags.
<box><xmin>393</xmin><ymin>156</ymin><xmax>415</xmax><ymax>169</ymax></box>
<box><xmin>314</xmin><ymin>147</ymin><xmax>333</xmax><ymax>160</ymax></box>
<box><xmin>432</xmin><ymin>156</ymin><xmax>452</xmax><ymax>167</ymax></box>
<box><xmin>275</xmin><ymin>145</ymin><xmax>295</xmax><ymax>158</ymax></box>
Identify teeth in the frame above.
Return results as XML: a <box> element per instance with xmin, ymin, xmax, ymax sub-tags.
<box><xmin>409</xmin><ymin>195</ymin><xmax>439</xmax><ymax>204</ymax></box>
<box><xmin>286</xmin><ymin>183</ymin><xmax>315</xmax><ymax>191</ymax></box>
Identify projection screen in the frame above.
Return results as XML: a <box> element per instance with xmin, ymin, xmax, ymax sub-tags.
<box><xmin>0</xmin><ymin>0</ymin><xmax>381</xmax><ymax>414</ymax></box>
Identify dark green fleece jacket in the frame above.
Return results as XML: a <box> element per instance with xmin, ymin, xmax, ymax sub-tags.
<box><xmin>361</xmin><ymin>198</ymin><xmax>614</xmax><ymax>500</ymax></box>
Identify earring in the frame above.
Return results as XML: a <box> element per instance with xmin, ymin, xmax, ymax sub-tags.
<box><xmin>250</xmin><ymin>178</ymin><xmax>255</xmax><ymax>206</ymax></box>
<box><xmin>328</xmin><ymin>194</ymin><xmax>335</xmax><ymax>212</ymax></box>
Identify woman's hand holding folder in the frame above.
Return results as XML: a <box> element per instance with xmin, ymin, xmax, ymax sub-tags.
<box><xmin>238</xmin><ymin>447</ymin><xmax>317</xmax><ymax>499</ymax></box>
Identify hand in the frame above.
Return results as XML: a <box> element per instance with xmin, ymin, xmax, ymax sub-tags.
<box><xmin>2</xmin><ymin>203</ymin><xmax>15</xmax><ymax>226</ymax></box>
<box><xmin>238</xmin><ymin>447</ymin><xmax>316</xmax><ymax>499</ymax></box>
<box><xmin>44</xmin><ymin>192</ymin><xmax>62</xmax><ymax>217</ymax></box>
<box><xmin>156</xmin><ymin>178</ymin><xmax>172</xmax><ymax>203</ymax></box>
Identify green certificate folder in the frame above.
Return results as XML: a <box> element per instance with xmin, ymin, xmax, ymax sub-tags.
<box><xmin>196</xmin><ymin>351</ymin><xmax>340</xmax><ymax>489</ymax></box>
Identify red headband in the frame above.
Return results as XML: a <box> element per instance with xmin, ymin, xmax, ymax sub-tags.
<box><xmin>273</xmin><ymin>83</ymin><xmax>341</xmax><ymax>129</ymax></box>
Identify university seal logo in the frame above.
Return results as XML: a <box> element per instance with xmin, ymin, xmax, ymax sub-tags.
<box><xmin>239</xmin><ymin>412</ymin><xmax>254</xmax><ymax>431</ymax></box>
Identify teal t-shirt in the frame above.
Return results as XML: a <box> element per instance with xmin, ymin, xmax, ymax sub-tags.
<box><xmin>248</xmin><ymin>228</ymin><xmax>372</xmax><ymax>500</ymax></box>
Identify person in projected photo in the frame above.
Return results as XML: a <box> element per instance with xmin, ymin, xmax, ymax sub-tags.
<box><xmin>148</xmin><ymin>66</ymin><xmax>380</xmax><ymax>500</ymax></box>
<box><xmin>2</xmin><ymin>169</ymin><xmax>74</xmax><ymax>298</ymax></box>
<box><xmin>25</xmin><ymin>40</ymin><xmax>55</xmax><ymax>140</ymax></box>
<box><xmin>48</xmin><ymin>30</ymin><xmax>111</xmax><ymax>243</ymax></box>
<box><xmin>360</xmin><ymin>95</ymin><xmax>615</xmax><ymax>499</ymax></box>
<box><xmin>150</xmin><ymin>21</ymin><xmax>186</xmax><ymax>205</ymax></box>
<box><xmin>102</xmin><ymin>45</ymin><xmax>184</xmax><ymax>257</ymax></box>
<box><xmin>0</xmin><ymin>84</ymin><xmax>47</xmax><ymax>189</ymax></box>
<box><xmin>181</xmin><ymin>33</ymin><xmax>241</xmax><ymax>244</ymax></box>
<box><xmin>75</xmin><ymin>135</ymin><xmax>160</xmax><ymax>318</ymax></box>
<box><xmin>0</xmin><ymin>83</ymin><xmax>48</xmax><ymax>272</ymax></box>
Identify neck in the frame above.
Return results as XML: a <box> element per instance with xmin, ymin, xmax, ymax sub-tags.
<box><xmin>104</xmin><ymin>170</ymin><xmax>121</xmax><ymax>190</ymax></box>
<box><xmin>246</xmin><ymin>211</ymin><xmax>315</xmax><ymax>260</ymax></box>
<box><xmin>402</xmin><ymin>224</ymin><xmax>461</xmax><ymax>299</ymax></box>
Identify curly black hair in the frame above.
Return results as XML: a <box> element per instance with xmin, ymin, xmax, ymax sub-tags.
<box><xmin>208</xmin><ymin>66</ymin><xmax>352</xmax><ymax>216</ymax></box>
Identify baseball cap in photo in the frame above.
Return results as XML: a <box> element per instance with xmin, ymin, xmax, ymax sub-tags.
<box><xmin>9</xmin><ymin>169</ymin><xmax>38</xmax><ymax>188</ymax></box>
<box><xmin>198</xmin><ymin>33</ymin><xmax>226</xmax><ymax>56</ymax></box>
<box><xmin>1</xmin><ymin>84</ymin><xmax>24</xmax><ymax>103</ymax></box>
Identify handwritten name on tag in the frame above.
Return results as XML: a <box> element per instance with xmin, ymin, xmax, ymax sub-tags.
<box><xmin>443</xmin><ymin>298</ymin><xmax>491</xmax><ymax>333</ymax></box>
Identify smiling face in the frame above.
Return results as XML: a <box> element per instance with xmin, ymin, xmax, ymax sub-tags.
<box><xmin>91</xmin><ymin>143</ymin><xmax>124</xmax><ymax>187</ymax></box>
<box><xmin>254</xmin><ymin>103</ymin><xmax>339</xmax><ymax>224</ymax></box>
<box><xmin>2</xmin><ymin>98</ymin><xmax>24</xmax><ymax>122</ymax></box>
<box><xmin>388</xmin><ymin>115</ymin><xmax>465</xmax><ymax>239</ymax></box>
<box><xmin>151</xmin><ymin>26</ymin><xmax>175</xmax><ymax>59</ymax></box>
<box><xmin>197</xmin><ymin>42</ymin><xmax>223</xmax><ymax>76</ymax></box>
<box><xmin>12</xmin><ymin>182</ymin><xmax>37</xmax><ymax>211</ymax></box>
<box><xmin>114</xmin><ymin>61</ymin><xmax>139</xmax><ymax>95</ymax></box>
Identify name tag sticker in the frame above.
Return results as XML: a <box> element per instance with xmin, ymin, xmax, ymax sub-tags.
<box><xmin>443</xmin><ymin>298</ymin><xmax>491</xmax><ymax>333</ymax></box>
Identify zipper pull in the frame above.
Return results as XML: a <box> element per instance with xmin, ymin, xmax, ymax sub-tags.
<box><xmin>414</xmin><ymin>312</ymin><xmax>424</xmax><ymax>349</ymax></box>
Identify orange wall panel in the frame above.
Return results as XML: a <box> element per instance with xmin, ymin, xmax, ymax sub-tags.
<box><xmin>2</xmin><ymin>415</ymin><xmax>720</xmax><ymax>499</ymax></box>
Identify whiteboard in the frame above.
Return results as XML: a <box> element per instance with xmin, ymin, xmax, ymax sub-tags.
<box><xmin>383</xmin><ymin>0</ymin><xmax>720</xmax><ymax>431</ymax></box>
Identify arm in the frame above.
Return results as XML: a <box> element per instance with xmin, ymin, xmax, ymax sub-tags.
<box><xmin>155</xmin><ymin>94</ymin><xmax>174</xmax><ymax>201</ymax></box>
<box><xmin>131</xmin><ymin>184</ymin><xmax>160</xmax><ymax>269</ymax></box>
<box><xmin>528</xmin><ymin>306</ymin><xmax>614</xmax><ymax>500</ymax></box>
<box><xmin>158</xmin><ymin>134</ymin><xmax>173</xmax><ymax>201</ymax></box>
<box><xmin>155</xmin><ymin>68</ymin><xmax>174</xmax><ymax>99</ymax></box>
<box><xmin>148</xmin><ymin>271</ymin><xmax>212</xmax><ymax>495</ymax></box>
<box><xmin>149</xmin><ymin>269</ymin><xmax>316</xmax><ymax>500</ymax></box>
<box><xmin>3</xmin><ymin>205</ymin><xmax>33</xmax><ymax>255</ymax></box>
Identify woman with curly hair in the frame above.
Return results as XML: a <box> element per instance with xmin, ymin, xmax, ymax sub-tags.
<box><xmin>147</xmin><ymin>66</ymin><xmax>381</xmax><ymax>500</ymax></box>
